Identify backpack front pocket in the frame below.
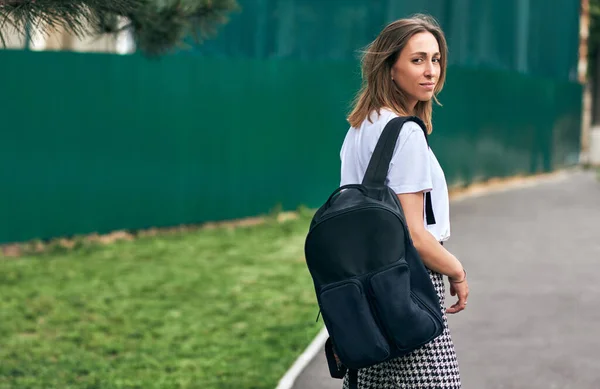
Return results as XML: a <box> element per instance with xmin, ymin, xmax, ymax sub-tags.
<box><xmin>368</xmin><ymin>263</ymin><xmax>438</xmax><ymax>351</ymax></box>
<box><xmin>319</xmin><ymin>279</ymin><xmax>390</xmax><ymax>368</ymax></box>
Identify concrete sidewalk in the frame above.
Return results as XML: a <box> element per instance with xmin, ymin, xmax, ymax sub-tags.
<box><xmin>292</xmin><ymin>170</ymin><xmax>600</xmax><ymax>389</ymax></box>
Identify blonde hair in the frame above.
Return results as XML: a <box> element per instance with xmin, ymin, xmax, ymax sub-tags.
<box><xmin>347</xmin><ymin>14</ymin><xmax>448</xmax><ymax>134</ymax></box>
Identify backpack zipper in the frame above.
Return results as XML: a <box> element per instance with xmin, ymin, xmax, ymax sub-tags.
<box><xmin>410</xmin><ymin>291</ymin><xmax>442</xmax><ymax>321</ymax></box>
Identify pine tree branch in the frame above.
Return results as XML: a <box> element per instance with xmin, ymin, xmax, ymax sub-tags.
<box><xmin>124</xmin><ymin>0</ymin><xmax>239</xmax><ymax>55</ymax></box>
<box><xmin>0</xmin><ymin>0</ymin><xmax>238</xmax><ymax>55</ymax></box>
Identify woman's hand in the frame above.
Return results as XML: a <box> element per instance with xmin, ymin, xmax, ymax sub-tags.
<box><xmin>446</xmin><ymin>272</ymin><xmax>469</xmax><ymax>314</ymax></box>
<box><xmin>396</xmin><ymin>191</ymin><xmax>470</xmax><ymax>314</ymax></box>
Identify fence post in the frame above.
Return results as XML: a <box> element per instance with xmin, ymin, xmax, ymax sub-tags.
<box><xmin>580</xmin><ymin>0</ymin><xmax>591</xmax><ymax>165</ymax></box>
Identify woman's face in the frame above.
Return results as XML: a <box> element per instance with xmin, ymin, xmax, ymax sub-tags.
<box><xmin>390</xmin><ymin>32</ymin><xmax>441</xmax><ymax>109</ymax></box>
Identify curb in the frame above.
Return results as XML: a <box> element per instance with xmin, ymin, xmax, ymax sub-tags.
<box><xmin>275</xmin><ymin>327</ymin><xmax>329</xmax><ymax>389</ymax></box>
<box><xmin>447</xmin><ymin>170</ymin><xmax>570</xmax><ymax>202</ymax></box>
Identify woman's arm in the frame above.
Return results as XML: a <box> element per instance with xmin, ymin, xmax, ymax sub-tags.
<box><xmin>397</xmin><ymin>192</ymin><xmax>462</xmax><ymax>277</ymax></box>
<box><xmin>397</xmin><ymin>191</ymin><xmax>469</xmax><ymax>313</ymax></box>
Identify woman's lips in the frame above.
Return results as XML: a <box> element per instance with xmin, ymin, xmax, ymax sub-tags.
<box><xmin>420</xmin><ymin>83</ymin><xmax>435</xmax><ymax>91</ymax></box>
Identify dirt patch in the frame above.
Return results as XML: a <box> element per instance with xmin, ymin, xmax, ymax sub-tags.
<box><xmin>0</xmin><ymin>170</ymin><xmax>572</xmax><ymax>258</ymax></box>
<box><xmin>447</xmin><ymin>170</ymin><xmax>568</xmax><ymax>200</ymax></box>
<box><xmin>0</xmin><ymin>211</ymin><xmax>300</xmax><ymax>258</ymax></box>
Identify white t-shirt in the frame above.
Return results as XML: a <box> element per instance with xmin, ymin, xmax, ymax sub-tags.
<box><xmin>339</xmin><ymin>108</ymin><xmax>451</xmax><ymax>242</ymax></box>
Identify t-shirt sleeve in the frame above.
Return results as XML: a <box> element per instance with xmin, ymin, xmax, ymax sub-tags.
<box><xmin>386</xmin><ymin>123</ymin><xmax>433</xmax><ymax>194</ymax></box>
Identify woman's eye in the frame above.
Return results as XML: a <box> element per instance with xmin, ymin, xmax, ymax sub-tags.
<box><xmin>412</xmin><ymin>58</ymin><xmax>440</xmax><ymax>64</ymax></box>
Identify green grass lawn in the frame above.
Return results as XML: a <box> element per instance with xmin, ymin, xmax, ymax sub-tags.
<box><xmin>0</xmin><ymin>210</ymin><xmax>322</xmax><ymax>389</ymax></box>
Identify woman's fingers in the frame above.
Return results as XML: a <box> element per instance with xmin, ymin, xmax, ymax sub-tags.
<box><xmin>446</xmin><ymin>282</ymin><xmax>468</xmax><ymax>314</ymax></box>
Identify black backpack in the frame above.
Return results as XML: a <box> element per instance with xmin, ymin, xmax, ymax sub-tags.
<box><xmin>304</xmin><ymin>116</ymin><xmax>444</xmax><ymax>388</ymax></box>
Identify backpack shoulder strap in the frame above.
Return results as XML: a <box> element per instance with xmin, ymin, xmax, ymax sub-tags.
<box><xmin>361</xmin><ymin>115</ymin><xmax>436</xmax><ymax>225</ymax></box>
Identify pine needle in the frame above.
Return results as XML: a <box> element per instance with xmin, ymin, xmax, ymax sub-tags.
<box><xmin>0</xmin><ymin>0</ymin><xmax>239</xmax><ymax>55</ymax></box>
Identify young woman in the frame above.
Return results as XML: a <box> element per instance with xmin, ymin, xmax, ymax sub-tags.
<box><xmin>339</xmin><ymin>14</ymin><xmax>469</xmax><ymax>388</ymax></box>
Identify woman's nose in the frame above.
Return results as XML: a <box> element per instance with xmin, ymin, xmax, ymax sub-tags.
<box><xmin>424</xmin><ymin>61</ymin><xmax>436</xmax><ymax>78</ymax></box>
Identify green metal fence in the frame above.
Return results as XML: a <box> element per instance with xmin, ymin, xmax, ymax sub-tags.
<box><xmin>0</xmin><ymin>0</ymin><xmax>582</xmax><ymax>244</ymax></box>
<box><xmin>194</xmin><ymin>0</ymin><xmax>580</xmax><ymax>81</ymax></box>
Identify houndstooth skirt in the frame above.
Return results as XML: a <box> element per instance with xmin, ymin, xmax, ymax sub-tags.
<box><xmin>342</xmin><ymin>269</ymin><xmax>461</xmax><ymax>389</ymax></box>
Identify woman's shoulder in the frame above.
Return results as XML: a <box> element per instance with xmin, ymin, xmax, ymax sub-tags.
<box><xmin>367</xmin><ymin>107</ymin><xmax>398</xmax><ymax>127</ymax></box>
<box><xmin>351</xmin><ymin>108</ymin><xmax>398</xmax><ymax>137</ymax></box>
<box><xmin>348</xmin><ymin>109</ymin><xmax>424</xmax><ymax>151</ymax></box>
<box><xmin>361</xmin><ymin>108</ymin><xmax>417</xmax><ymax>126</ymax></box>
<box><xmin>364</xmin><ymin>108</ymin><xmax>423</xmax><ymax>136</ymax></box>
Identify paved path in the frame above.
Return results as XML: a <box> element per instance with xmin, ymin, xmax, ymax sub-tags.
<box><xmin>292</xmin><ymin>170</ymin><xmax>600</xmax><ymax>389</ymax></box>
